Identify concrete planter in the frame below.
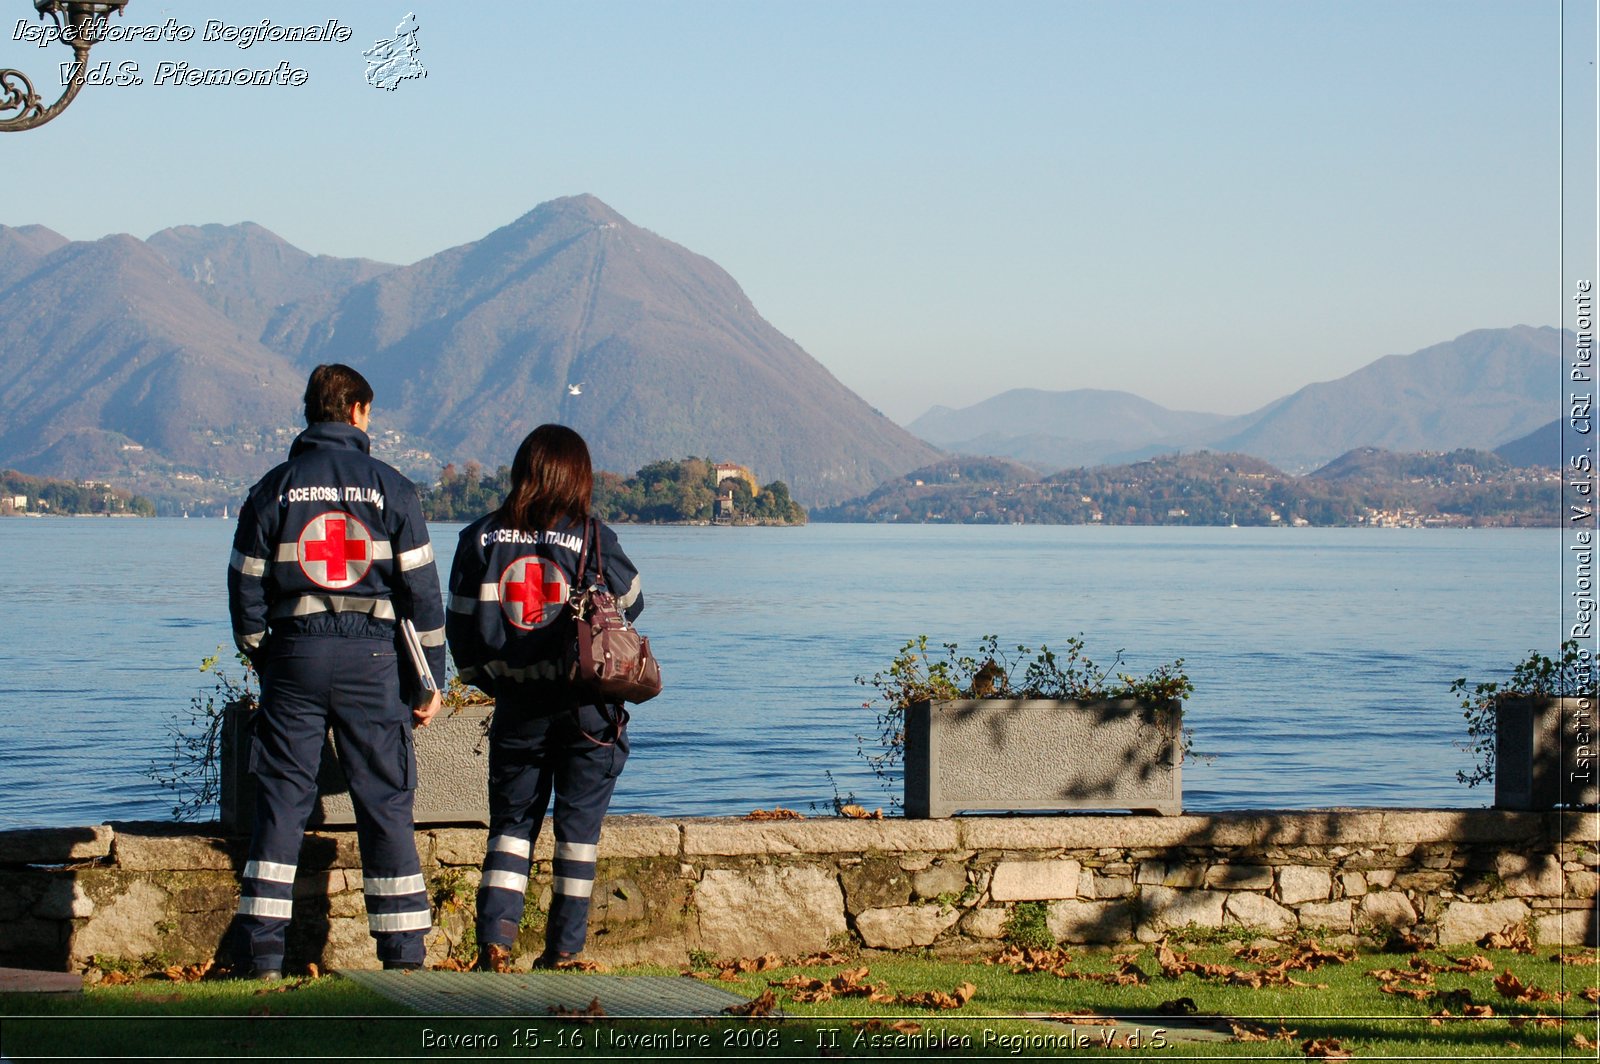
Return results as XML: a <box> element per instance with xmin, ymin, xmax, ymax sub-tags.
<box><xmin>220</xmin><ymin>700</ymin><xmax>494</xmax><ymax>833</ymax></box>
<box><xmin>1495</xmin><ymin>696</ymin><xmax>1597</xmax><ymax>810</ymax></box>
<box><xmin>904</xmin><ymin>698</ymin><xmax>1182</xmax><ymax>818</ymax></box>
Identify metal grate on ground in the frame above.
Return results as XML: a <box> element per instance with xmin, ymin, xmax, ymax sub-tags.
<box><xmin>340</xmin><ymin>969</ymin><xmax>756</xmax><ymax>1018</ymax></box>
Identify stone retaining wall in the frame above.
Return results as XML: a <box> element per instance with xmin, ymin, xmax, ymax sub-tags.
<box><xmin>1</xmin><ymin>810</ymin><xmax>1594</xmax><ymax>973</ymax></box>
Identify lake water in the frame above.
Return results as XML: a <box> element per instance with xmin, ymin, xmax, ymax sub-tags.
<box><xmin>0</xmin><ymin>519</ymin><xmax>1561</xmax><ymax>830</ymax></box>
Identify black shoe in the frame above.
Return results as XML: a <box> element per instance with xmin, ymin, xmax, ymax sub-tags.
<box><xmin>382</xmin><ymin>961</ymin><xmax>422</xmax><ymax>971</ymax></box>
<box><xmin>251</xmin><ymin>966</ymin><xmax>283</xmax><ymax>982</ymax></box>
<box><xmin>477</xmin><ymin>944</ymin><xmax>512</xmax><ymax>973</ymax></box>
<box><xmin>531</xmin><ymin>950</ymin><xmax>579</xmax><ymax>970</ymax></box>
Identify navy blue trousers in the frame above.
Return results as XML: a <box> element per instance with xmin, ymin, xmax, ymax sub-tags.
<box><xmin>229</xmin><ymin>636</ymin><xmax>430</xmax><ymax>969</ymax></box>
<box><xmin>476</xmin><ymin>700</ymin><xmax>628</xmax><ymax>956</ymax></box>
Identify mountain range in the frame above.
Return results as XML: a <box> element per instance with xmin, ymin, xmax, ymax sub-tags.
<box><xmin>908</xmin><ymin>326</ymin><xmax>1565</xmax><ymax>473</ymax></box>
<box><xmin>0</xmin><ymin>197</ymin><xmax>938</xmax><ymax>506</ymax></box>
<box><xmin>0</xmin><ymin>195</ymin><xmax>1568</xmax><ymax>509</ymax></box>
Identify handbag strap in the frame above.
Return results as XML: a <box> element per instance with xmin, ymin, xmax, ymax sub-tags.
<box><xmin>571</xmin><ymin>515</ymin><xmax>604</xmax><ymax>591</ymax></box>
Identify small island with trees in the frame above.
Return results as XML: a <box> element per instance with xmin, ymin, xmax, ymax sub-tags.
<box><xmin>423</xmin><ymin>457</ymin><xmax>806</xmax><ymax>525</ymax></box>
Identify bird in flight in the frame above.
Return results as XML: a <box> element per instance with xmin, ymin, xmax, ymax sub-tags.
<box><xmin>567</xmin><ymin>383</ymin><xmax>583</xmax><ymax>396</ymax></box>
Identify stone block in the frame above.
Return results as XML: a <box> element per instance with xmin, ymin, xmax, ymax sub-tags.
<box><xmin>430</xmin><ymin>828</ymin><xmax>485</xmax><ymax>866</ymax></box>
<box><xmin>1564</xmin><ymin>869</ymin><xmax>1597</xmax><ymax>899</ymax></box>
<box><xmin>1381</xmin><ymin>810</ymin><xmax>1545</xmax><ymax>845</ymax></box>
<box><xmin>1078</xmin><ymin>870</ymin><xmax>1096</xmax><ymax>898</ymax></box>
<box><xmin>990</xmin><ymin>860</ymin><xmax>1080</xmax><ymax>901</ymax></box>
<box><xmin>111</xmin><ymin>825</ymin><xmax>239</xmax><ymax>871</ymax></box>
<box><xmin>840</xmin><ymin>857</ymin><xmax>912</xmax><ymax>915</ymax></box>
<box><xmin>0</xmin><ymin>918</ymin><xmax>71</xmax><ymax>968</ymax></box>
<box><xmin>1047</xmin><ymin>899</ymin><xmax>1136</xmax><ymax>943</ymax></box>
<box><xmin>911</xmin><ymin>861</ymin><xmax>968</xmax><ymax>901</ymax></box>
<box><xmin>1225</xmin><ymin>892</ymin><xmax>1297</xmax><ymax>934</ymax></box>
<box><xmin>1496</xmin><ymin>854</ymin><xmax>1565</xmax><ymax>898</ymax></box>
<box><xmin>70</xmin><ymin>880</ymin><xmax>170</xmax><ymax>965</ymax></box>
<box><xmin>1392</xmin><ymin>870</ymin><xmax>1452</xmax><ymax>893</ymax></box>
<box><xmin>961</xmin><ymin>907</ymin><xmax>1009</xmax><ymax>939</ymax></box>
<box><xmin>1136</xmin><ymin>860</ymin><xmax>1204</xmax><ymax>888</ymax></box>
<box><xmin>957</xmin><ymin>815</ymin><xmax>1256</xmax><ymax>852</ymax></box>
<box><xmin>1534</xmin><ymin>909</ymin><xmax>1597</xmax><ymax>947</ymax></box>
<box><xmin>1091</xmin><ymin>875</ymin><xmax>1134</xmax><ymax>898</ymax></box>
<box><xmin>1340</xmin><ymin>872</ymin><xmax>1368</xmax><ymax>898</ymax></box>
<box><xmin>1297</xmin><ymin>900</ymin><xmax>1354</xmax><ymax>931</ymax></box>
<box><xmin>1137</xmin><ymin>885</ymin><xmax>1225</xmax><ymax>936</ymax></box>
<box><xmin>0</xmin><ymin>824</ymin><xmax>114</xmax><ymax>865</ymax></box>
<box><xmin>1277</xmin><ymin>866</ymin><xmax>1332</xmax><ymax>906</ymax></box>
<box><xmin>598</xmin><ymin>817</ymin><xmax>683</xmax><ymax>858</ymax></box>
<box><xmin>1366</xmin><ymin>869</ymin><xmax>1396</xmax><ymax>889</ymax></box>
<box><xmin>693</xmin><ymin>866</ymin><xmax>846</xmax><ymax>958</ymax></box>
<box><xmin>1438</xmin><ymin>899</ymin><xmax>1532</xmax><ymax>945</ymax></box>
<box><xmin>1257</xmin><ymin>811</ymin><xmax>1386</xmax><ymax>846</ymax></box>
<box><xmin>1553</xmin><ymin>812</ymin><xmax>1599</xmax><ymax>842</ymax></box>
<box><xmin>1357</xmin><ymin>891</ymin><xmax>1417</xmax><ymax>929</ymax></box>
<box><xmin>35</xmin><ymin>878</ymin><xmax>94</xmax><ymax>920</ymax></box>
<box><xmin>682</xmin><ymin>819</ymin><xmax>958</xmax><ymax>856</ymax></box>
<box><xmin>1204</xmin><ymin>864</ymin><xmax>1273</xmax><ymax>891</ymax></box>
<box><xmin>856</xmin><ymin>905</ymin><xmax>960</xmax><ymax>949</ymax></box>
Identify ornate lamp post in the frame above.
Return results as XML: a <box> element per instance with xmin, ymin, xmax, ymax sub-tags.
<box><xmin>1</xmin><ymin>0</ymin><xmax>128</xmax><ymax>132</ymax></box>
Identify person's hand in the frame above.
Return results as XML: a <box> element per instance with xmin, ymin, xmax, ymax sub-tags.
<box><xmin>413</xmin><ymin>689</ymin><xmax>442</xmax><ymax>727</ymax></box>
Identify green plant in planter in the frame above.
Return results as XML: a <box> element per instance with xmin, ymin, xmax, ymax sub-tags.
<box><xmin>855</xmin><ymin>634</ymin><xmax>1193</xmax><ymax>793</ymax></box>
<box><xmin>1451</xmin><ymin>640</ymin><xmax>1594</xmax><ymax>788</ymax></box>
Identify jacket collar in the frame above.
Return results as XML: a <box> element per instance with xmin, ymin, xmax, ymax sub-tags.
<box><xmin>289</xmin><ymin>421</ymin><xmax>371</xmax><ymax>459</ymax></box>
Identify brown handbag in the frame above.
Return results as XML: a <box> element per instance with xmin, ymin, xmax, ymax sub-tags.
<box><xmin>565</xmin><ymin>517</ymin><xmax>662</xmax><ymax>704</ymax></box>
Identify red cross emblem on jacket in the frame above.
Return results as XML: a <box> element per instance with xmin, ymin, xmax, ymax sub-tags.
<box><xmin>296</xmin><ymin>512</ymin><xmax>374</xmax><ymax>589</ymax></box>
<box><xmin>497</xmin><ymin>556</ymin><xmax>569</xmax><ymax>630</ymax></box>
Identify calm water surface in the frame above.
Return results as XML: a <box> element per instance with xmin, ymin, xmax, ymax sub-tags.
<box><xmin>0</xmin><ymin>519</ymin><xmax>1560</xmax><ymax>829</ymax></box>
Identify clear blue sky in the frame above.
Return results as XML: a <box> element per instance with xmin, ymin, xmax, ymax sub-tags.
<box><xmin>4</xmin><ymin>0</ymin><xmax>1590</xmax><ymax>423</ymax></box>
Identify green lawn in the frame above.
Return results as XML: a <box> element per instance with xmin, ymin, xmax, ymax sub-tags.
<box><xmin>1</xmin><ymin>940</ymin><xmax>1595</xmax><ymax>1060</ymax></box>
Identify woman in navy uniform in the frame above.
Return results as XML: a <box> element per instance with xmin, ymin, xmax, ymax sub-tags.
<box><xmin>446</xmin><ymin>424</ymin><xmax>643</xmax><ymax>971</ymax></box>
<box><xmin>226</xmin><ymin>363</ymin><xmax>445</xmax><ymax>977</ymax></box>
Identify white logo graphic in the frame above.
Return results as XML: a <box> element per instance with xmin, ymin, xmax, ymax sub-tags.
<box><xmin>364</xmin><ymin>12</ymin><xmax>425</xmax><ymax>91</ymax></box>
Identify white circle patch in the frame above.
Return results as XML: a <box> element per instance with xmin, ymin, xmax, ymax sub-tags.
<box><xmin>296</xmin><ymin>512</ymin><xmax>375</xmax><ymax>590</ymax></box>
<box><xmin>498</xmin><ymin>556</ymin><xmax>569</xmax><ymax>630</ymax></box>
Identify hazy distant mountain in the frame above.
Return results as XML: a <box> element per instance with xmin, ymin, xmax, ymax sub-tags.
<box><xmin>907</xmin><ymin>388</ymin><xmax>1228</xmax><ymax>470</ymax></box>
<box><xmin>266</xmin><ymin>195</ymin><xmax>939</xmax><ymax>503</ymax></box>
<box><xmin>0</xmin><ymin>224</ymin><xmax>70</xmax><ymax>294</ymax></box>
<box><xmin>0</xmin><ymin>235</ymin><xmax>303</xmax><ymax>477</ymax></box>
<box><xmin>1494</xmin><ymin>419</ymin><xmax>1561</xmax><ymax>468</ymax></box>
<box><xmin>1107</xmin><ymin>326</ymin><xmax>1563</xmax><ymax>471</ymax></box>
<box><xmin>146</xmin><ymin>222</ymin><xmax>397</xmax><ymax>344</ymax></box>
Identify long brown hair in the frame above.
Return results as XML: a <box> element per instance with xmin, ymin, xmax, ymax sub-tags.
<box><xmin>499</xmin><ymin>424</ymin><xmax>593</xmax><ymax>532</ymax></box>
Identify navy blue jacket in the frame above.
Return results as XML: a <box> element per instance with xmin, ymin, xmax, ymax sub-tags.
<box><xmin>446</xmin><ymin>511</ymin><xmax>642</xmax><ymax>699</ymax></box>
<box><xmin>227</xmin><ymin>422</ymin><xmax>446</xmax><ymax>691</ymax></box>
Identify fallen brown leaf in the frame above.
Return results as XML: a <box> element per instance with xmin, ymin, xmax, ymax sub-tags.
<box><xmin>548</xmin><ymin>996</ymin><xmax>607</xmax><ymax>1020</ymax></box>
<box><xmin>891</xmin><ymin>1020</ymin><xmax>922</xmax><ymax>1034</ymax></box>
<box><xmin>1303</xmin><ymin>1036</ymin><xmax>1352</xmax><ymax>1058</ymax></box>
<box><xmin>1582</xmin><ymin>987</ymin><xmax>1600</xmax><ymax>1004</ymax></box>
<box><xmin>743</xmin><ymin>807</ymin><xmax>804</xmax><ymax>821</ymax></box>
<box><xmin>1574</xmin><ymin>1032</ymin><xmax>1596</xmax><ymax>1050</ymax></box>
<box><xmin>1494</xmin><ymin>969</ymin><xmax>1568</xmax><ymax>1003</ymax></box>
<box><xmin>1479</xmin><ymin>924</ymin><xmax>1535</xmax><ymax>953</ymax></box>
<box><xmin>723</xmin><ymin>989</ymin><xmax>778</xmax><ymax>1016</ymax></box>
<box><xmin>1555</xmin><ymin>952</ymin><xmax>1600</xmax><ymax>966</ymax></box>
<box><xmin>838</xmin><ymin>804</ymin><xmax>883</xmax><ymax>819</ymax></box>
<box><xmin>897</xmin><ymin>982</ymin><xmax>975</xmax><ymax>1010</ymax></box>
